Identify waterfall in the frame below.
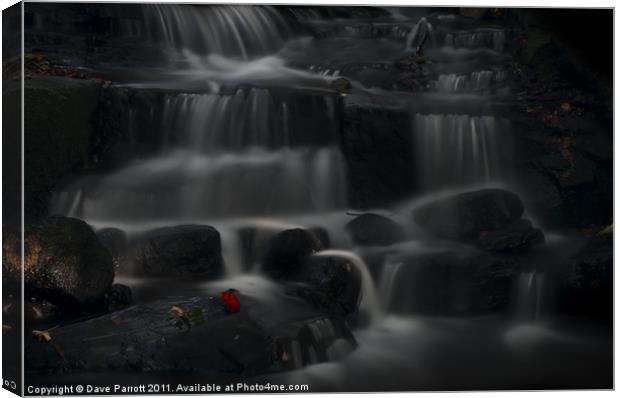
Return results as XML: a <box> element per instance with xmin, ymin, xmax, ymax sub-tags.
<box><xmin>413</xmin><ymin>113</ymin><xmax>509</xmax><ymax>191</ymax></box>
<box><xmin>434</xmin><ymin>70</ymin><xmax>502</xmax><ymax>92</ymax></box>
<box><xmin>52</xmin><ymin>87</ymin><xmax>347</xmax><ymax>221</ymax></box>
<box><xmin>378</xmin><ymin>260</ymin><xmax>404</xmax><ymax>311</ymax></box>
<box><xmin>142</xmin><ymin>4</ymin><xmax>290</xmax><ymax>59</ymax></box>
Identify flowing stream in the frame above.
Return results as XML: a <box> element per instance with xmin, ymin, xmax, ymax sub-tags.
<box><xmin>47</xmin><ymin>5</ymin><xmax>610</xmax><ymax>391</ymax></box>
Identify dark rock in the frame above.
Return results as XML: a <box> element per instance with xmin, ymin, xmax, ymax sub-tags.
<box><xmin>293</xmin><ymin>254</ymin><xmax>362</xmax><ymax>317</ymax></box>
<box><xmin>3</xmin><ymin>216</ymin><xmax>114</xmax><ymax>304</ymax></box>
<box><xmin>413</xmin><ymin>189</ymin><xmax>524</xmax><ymax>240</ymax></box>
<box><xmin>274</xmin><ymin>317</ymin><xmax>357</xmax><ymax>371</ymax></box>
<box><xmin>261</xmin><ymin>228</ymin><xmax>324</xmax><ymax>277</ymax></box>
<box><xmin>96</xmin><ymin>228</ymin><xmax>127</xmax><ymax>266</ymax></box>
<box><xmin>25</xmin><ymin>294</ymin><xmax>356</xmax><ymax>376</ymax></box>
<box><xmin>345</xmin><ymin>213</ymin><xmax>406</xmax><ymax>246</ymax></box>
<box><xmin>476</xmin><ymin>219</ymin><xmax>545</xmax><ymax>252</ymax></box>
<box><xmin>342</xmin><ymin>102</ymin><xmax>414</xmax><ymax>208</ymax></box>
<box><xmin>133</xmin><ymin>225</ymin><xmax>223</xmax><ymax>278</ymax></box>
<box><xmin>331</xmin><ymin>77</ymin><xmax>351</xmax><ymax>93</ymax></box>
<box><xmin>240</xmin><ymin>226</ymin><xmax>328</xmax><ymax>271</ymax></box>
<box><xmin>387</xmin><ymin>250</ymin><xmax>523</xmax><ymax>316</ymax></box>
<box><xmin>100</xmin><ymin>284</ymin><xmax>133</xmax><ymax>312</ymax></box>
<box><xmin>559</xmin><ymin>230</ymin><xmax>612</xmax><ymax>320</ymax></box>
<box><xmin>24</xmin><ymin>76</ymin><xmax>101</xmax><ymax>221</ymax></box>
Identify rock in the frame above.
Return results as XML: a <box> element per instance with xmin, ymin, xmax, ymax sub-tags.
<box><xmin>240</xmin><ymin>226</ymin><xmax>328</xmax><ymax>271</ymax></box>
<box><xmin>133</xmin><ymin>225</ymin><xmax>223</xmax><ymax>278</ymax></box>
<box><xmin>96</xmin><ymin>228</ymin><xmax>127</xmax><ymax>258</ymax></box>
<box><xmin>25</xmin><ymin>296</ymin><xmax>274</xmax><ymax>376</ymax></box>
<box><xmin>24</xmin><ymin>76</ymin><xmax>101</xmax><ymax>221</ymax></box>
<box><xmin>331</xmin><ymin>77</ymin><xmax>352</xmax><ymax>93</ymax></box>
<box><xmin>476</xmin><ymin>219</ymin><xmax>545</xmax><ymax>252</ymax></box>
<box><xmin>386</xmin><ymin>250</ymin><xmax>523</xmax><ymax>316</ymax></box>
<box><xmin>459</xmin><ymin>8</ymin><xmax>489</xmax><ymax>19</ymax></box>
<box><xmin>99</xmin><ymin>284</ymin><xmax>133</xmax><ymax>312</ymax></box>
<box><xmin>342</xmin><ymin>102</ymin><xmax>414</xmax><ymax>208</ymax></box>
<box><xmin>413</xmin><ymin>189</ymin><xmax>524</xmax><ymax>240</ymax></box>
<box><xmin>261</xmin><ymin>228</ymin><xmax>324</xmax><ymax>277</ymax></box>
<box><xmin>3</xmin><ymin>216</ymin><xmax>114</xmax><ymax>304</ymax></box>
<box><xmin>274</xmin><ymin>317</ymin><xmax>357</xmax><ymax>371</ymax></box>
<box><xmin>293</xmin><ymin>254</ymin><xmax>362</xmax><ymax>316</ymax></box>
<box><xmin>345</xmin><ymin>213</ymin><xmax>406</xmax><ymax>246</ymax></box>
<box><xmin>559</xmin><ymin>230</ymin><xmax>612</xmax><ymax>319</ymax></box>
<box><xmin>25</xmin><ymin>293</ymin><xmax>356</xmax><ymax>376</ymax></box>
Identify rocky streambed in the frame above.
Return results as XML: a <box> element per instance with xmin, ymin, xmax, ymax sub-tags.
<box><xmin>3</xmin><ymin>4</ymin><xmax>612</xmax><ymax>391</ymax></box>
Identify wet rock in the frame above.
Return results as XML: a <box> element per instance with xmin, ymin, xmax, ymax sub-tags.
<box><xmin>133</xmin><ymin>225</ymin><xmax>223</xmax><ymax>278</ymax></box>
<box><xmin>559</xmin><ymin>230</ymin><xmax>612</xmax><ymax>320</ymax></box>
<box><xmin>476</xmin><ymin>219</ymin><xmax>545</xmax><ymax>253</ymax></box>
<box><xmin>342</xmin><ymin>102</ymin><xmax>414</xmax><ymax>208</ymax></box>
<box><xmin>459</xmin><ymin>8</ymin><xmax>489</xmax><ymax>19</ymax></box>
<box><xmin>261</xmin><ymin>228</ymin><xmax>324</xmax><ymax>277</ymax></box>
<box><xmin>345</xmin><ymin>213</ymin><xmax>406</xmax><ymax>246</ymax></box>
<box><xmin>24</xmin><ymin>76</ymin><xmax>101</xmax><ymax>221</ymax></box>
<box><xmin>331</xmin><ymin>77</ymin><xmax>352</xmax><ymax>93</ymax></box>
<box><xmin>293</xmin><ymin>255</ymin><xmax>362</xmax><ymax>316</ymax></box>
<box><xmin>25</xmin><ymin>296</ymin><xmax>274</xmax><ymax>376</ymax></box>
<box><xmin>99</xmin><ymin>284</ymin><xmax>133</xmax><ymax>312</ymax></box>
<box><xmin>25</xmin><ymin>294</ymin><xmax>356</xmax><ymax>376</ymax></box>
<box><xmin>387</xmin><ymin>250</ymin><xmax>523</xmax><ymax>315</ymax></box>
<box><xmin>413</xmin><ymin>189</ymin><xmax>524</xmax><ymax>240</ymax></box>
<box><xmin>274</xmin><ymin>317</ymin><xmax>357</xmax><ymax>371</ymax></box>
<box><xmin>394</xmin><ymin>54</ymin><xmax>427</xmax><ymax>72</ymax></box>
<box><xmin>96</xmin><ymin>227</ymin><xmax>127</xmax><ymax>264</ymax></box>
<box><xmin>240</xmin><ymin>226</ymin><xmax>328</xmax><ymax>271</ymax></box>
<box><xmin>3</xmin><ymin>216</ymin><xmax>114</xmax><ymax>304</ymax></box>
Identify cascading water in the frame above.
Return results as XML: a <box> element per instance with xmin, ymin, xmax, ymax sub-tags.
<box><xmin>142</xmin><ymin>4</ymin><xmax>290</xmax><ymax>58</ymax></box>
<box><xmin>39</xmin><ymin>5</ymin><xmax>610</xmax><ymax>390</ymax></box>
<box><xmin>413</xmin><ymin>113</ymin><xmax>510</xmax><ymax>190</ymax></box>
<box><xmin>52</xmin><ymin>88</ymin><xmax>347</xmax><ymax>221</ymax></box>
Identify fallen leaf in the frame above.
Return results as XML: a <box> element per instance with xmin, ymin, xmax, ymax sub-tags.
<box><xmin>171</xmin><ymin>305</ymin><xmax>185</xmax><ymax>317</ymax></box>
<box><xmin>32</xmin><ymin>330</ymin><xmax>52</xmax><ymax>342</ymax></box>
<box><xmin>110</xmin><ymin>314</ymin><xmax>122</xmax><ymax>324</ymax></box>
<box><xmin>560</xmin><ymin>102</ymin><xmax>572</xmax><ymax>112</ymax></box>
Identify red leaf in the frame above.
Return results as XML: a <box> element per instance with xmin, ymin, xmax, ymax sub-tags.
<box><xmin>220</xmin><ymin>290</ymin><xmax>241</xmax><ymax>313</ymax></box>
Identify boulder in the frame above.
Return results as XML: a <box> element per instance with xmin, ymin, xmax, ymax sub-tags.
<box><xmin>133</xmin><ymin>225</ymin><xmax>223</xmax><ymax>278</ymax></box>
<box><xmin>345</xmin><ymin>213</ymin><xmax>406</xmax><ymax>246</ymax></box>
<box><xmin>240</xmin><ymin>225</ymin><xmax>329</xmax><ymax>271</ymax></box>
<box><xmin>99</xmin><ymin>284</ymin><xmax>133</xmax><ymax>312</ymax></box>
<box><xmin>476</xmin><ymin>219</ymin><xmax>545</xmax><ymax>252</ymax></box>
<box><xmin>412</xmin><ymin>189</ymin><xmax>524</xmax><ymax>240</ymax></box>
<box><xmin>96</xmin><ymin>228</ymin><xmax>127</xmax><ymax>259</ymax></box>
<box><xmin>3</xmin><ymin>216</ymin><xmax>114</xmax><ymax>304</ymax></box>
<box><xmin>558</xmin><ymin>229</ymin><xmax>612</xmax><ymax>319</ymax></box>
<box><xmin>293</xmin><ymin>254</ymin><xmax>362</xmax><ymax>316</ymax></box>
<box><xmin>386</xmin><ymin>250</ymin><xmax>523</xmax><ymax>316</ymax></box>
<box><xmin>261</xmin><ymin>228</ymin><xmax>324</xmax><ymax>277</ymax></box>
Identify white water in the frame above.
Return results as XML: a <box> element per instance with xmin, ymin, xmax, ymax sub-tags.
<box><xmin>143</xmin><ymin>4</ymin><xmax>289</xmax><ymax>59</ymax></box>
<box><xmin>413</xmin><ymin>113</ymin><xmax>508</xmax><ymax>191</ymax></box>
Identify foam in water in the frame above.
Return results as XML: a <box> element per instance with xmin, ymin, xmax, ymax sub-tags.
<box><xmin>413</xmin><ymin>113</ymin><xmax>508</xmax><ymax>191</ymax></box>
<box><xmin>142</xmin><ymin>4</ymin><xmax>289</xmax><ymax>59</ymax></box>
